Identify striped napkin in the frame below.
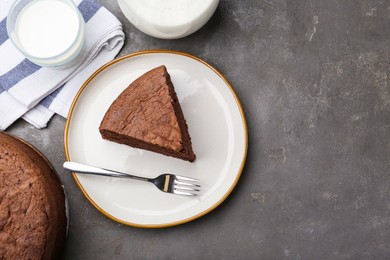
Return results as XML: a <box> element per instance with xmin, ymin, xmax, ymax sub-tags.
<box><xmin>0</xmin><ymin>0</ymin><xmax>125</xmax><ymax>130</ymax></box>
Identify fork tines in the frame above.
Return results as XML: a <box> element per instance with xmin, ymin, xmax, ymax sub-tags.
<box><xmin>173</xmin><ymin>176</ymin><xmax>201</xmax><ymax>196</ymax></box>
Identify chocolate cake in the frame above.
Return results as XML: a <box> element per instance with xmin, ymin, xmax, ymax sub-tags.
<box><xmin>0</xmin><ymin>132</ymin><xmax>66</xmax><ymax>259</ymax></box>
<box><xmin>99</xmin><ymin>65</ymin><xmax>196</xmax><ymax>162</ymax></box>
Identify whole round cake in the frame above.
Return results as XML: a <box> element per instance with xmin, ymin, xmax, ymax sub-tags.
<box><xmin>0</xmin><ymin>132</ymin><xmax>66</xmax><ymax>259</ymax></box>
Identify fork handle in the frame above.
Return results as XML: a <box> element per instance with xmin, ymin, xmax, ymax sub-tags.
<box><xmin>63</xmin><ymin>161</ymin><xmax>149</xmax><ymax>182</ymax></box>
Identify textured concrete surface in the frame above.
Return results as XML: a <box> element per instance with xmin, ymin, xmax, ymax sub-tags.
<box><xmin>6</xmin><ymin>0</ymin><xmax>390</xmax><ymax>259</ymax></box>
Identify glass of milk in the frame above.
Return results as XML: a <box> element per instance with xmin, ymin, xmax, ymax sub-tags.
<box><xmin>7</xmin><ymin>0</ymin><xmax>85</xmax><ymax>68</ymax></box>
<box><xmin>117</xmin><ymin>0</ymin><xmax>219</xmax><ymax>39</ymax></box>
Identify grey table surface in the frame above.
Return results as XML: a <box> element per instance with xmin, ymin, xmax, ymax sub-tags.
<box><xmin>6</xmin><ymin>0</ymin><xmax>390</xmax><ymax>259</ymax></box>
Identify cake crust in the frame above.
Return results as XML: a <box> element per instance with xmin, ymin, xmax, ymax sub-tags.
<box><xmin>99</xmin><ymin>65</ymin><xmax>196</xmax><ymax>162</ymax></box>
<box><xmin>0</xmin><ymin>132</ymin><xmax>66</xmax><ymax>260</ymax></box>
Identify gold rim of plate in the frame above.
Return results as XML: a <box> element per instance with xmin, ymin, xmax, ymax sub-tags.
<box><xmin>63</xmin><ymin>50</ymin><xmax>248</xmax><ymax>228</ymax></box>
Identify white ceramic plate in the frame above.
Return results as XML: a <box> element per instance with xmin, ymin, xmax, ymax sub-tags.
<box><xmin>65</xmin><ymin>50</ymin><xmax>247</xmax><ymax>227</ymax></box>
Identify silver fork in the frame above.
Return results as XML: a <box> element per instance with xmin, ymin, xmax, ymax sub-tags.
<box><xmin>63</xmin><ymin>161</ymin><xmax>201</xmax><ymax>196</ymax></box>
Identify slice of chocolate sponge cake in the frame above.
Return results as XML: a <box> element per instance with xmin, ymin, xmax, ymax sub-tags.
<box><xmin>99</xmin><ymin>65</ymin><xmax>196</xmax><ymax>162</ymax></box>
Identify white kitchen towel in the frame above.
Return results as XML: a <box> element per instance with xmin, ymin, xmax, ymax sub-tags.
<box><xmin>0</xmin><ymin>0</ymin><xmax>125</xmax><ymax>130</ymax></box>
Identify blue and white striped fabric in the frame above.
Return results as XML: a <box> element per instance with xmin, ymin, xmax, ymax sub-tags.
<box><xmin>0</xmin><ymin>0</ymin><xmax>124</xmax><ymax>130</ymax></box>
